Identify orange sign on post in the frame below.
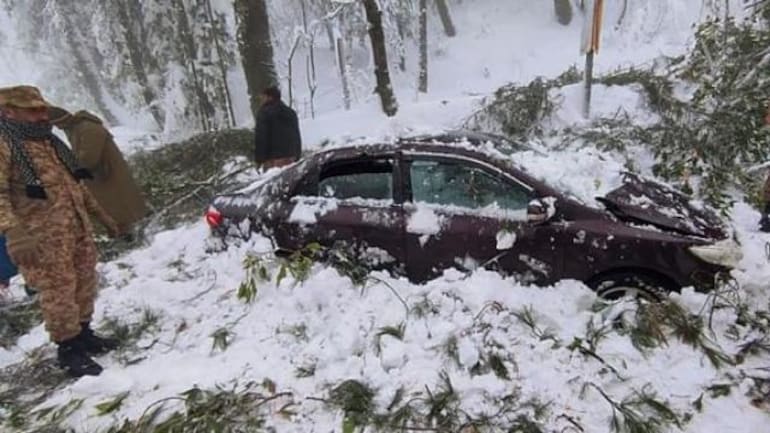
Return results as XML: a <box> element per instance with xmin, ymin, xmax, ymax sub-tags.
<box><xmin>580</xmin><ymin>0</ymin><xmax>604</xmax><ymax>55</ymax></box>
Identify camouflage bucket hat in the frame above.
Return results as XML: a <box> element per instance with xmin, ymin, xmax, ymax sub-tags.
<box><xmin>0</xmin><ymin>85</ymin><xmax>50</xmax><ymax>109</ymax></box>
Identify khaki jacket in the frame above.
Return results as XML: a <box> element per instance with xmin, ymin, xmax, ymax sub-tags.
<box><xmin>0</xmin><ymin>136</ymin><xmax>106</xmax><ymax>237</ymax></box>
<box><xmin>55</xmin><ymin>111</ymin><xmax>148</xmax><ymax>229</ymax></box>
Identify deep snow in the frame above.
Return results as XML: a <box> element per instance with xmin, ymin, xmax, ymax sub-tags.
<box><xmin>0</xmin><ymin>0</ymin><xmax>768</xmax><ymax>432</ymax></box>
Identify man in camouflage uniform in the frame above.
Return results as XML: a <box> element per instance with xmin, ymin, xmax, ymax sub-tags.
<box><xmin>0</xmin><ymin>85</ymin><xmax>120</xmax><ymax>377</ymax></box>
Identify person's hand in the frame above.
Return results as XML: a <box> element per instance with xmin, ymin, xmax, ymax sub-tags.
<box><xmin>5</xmin><ymin>226</ymin><xmax>41</xmax><ymax>268</ymax></box>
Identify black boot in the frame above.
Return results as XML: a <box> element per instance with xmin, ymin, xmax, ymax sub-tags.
<box><xmin>57</xmin><ymin>337</ymin><xmax>103</xmax><ymax>377</ymax></box>
<box><xmin>24</xmin><ymin>284</ymin><xmax>38</xmax><ymax>297</ymax></box>
<box><xmin>78</xmin><ymin>322</ymin><xmax>119</xmax><ymax>355</ymax></box>
<box><xmin>760</xmin><ymin>204</ymin><xmax>770</xmax><ymax>233</ymax></box>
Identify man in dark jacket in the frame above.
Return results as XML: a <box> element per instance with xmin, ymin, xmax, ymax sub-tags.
<box><xmin>254</xmin><ymin>86</ymin><xmax>301</xmax><ymax>169</ymax></box>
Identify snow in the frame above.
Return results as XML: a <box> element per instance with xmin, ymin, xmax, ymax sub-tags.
<box><xmin>288</xmin><ymin>199</ymin><xmax>338</xmax><ymax>225</ymax></box>
<box><xmin>11</xmin><ymin>226</ymin><xmax>763</xmax><ymax>433</ymax></box>
<box><xmin>1</xmin><ymin>1</ymin><xmax>768</xmax><ymax>432</ymax></box>
<box><xmin>406</xmin><ymin>205</ymin><xmax>444</xmax><ymax>236</ymax></box>
<box><xmin>4</xmin><ymin>220</ymin><xmax>768</xmax><ymax>432</ymax></box>
<box><xmin>495</xmin><ymin>230</ymin><xmax>517</xmax><ymax>250</ymax></box>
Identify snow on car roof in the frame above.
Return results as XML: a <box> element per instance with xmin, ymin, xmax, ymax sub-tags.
<box><xmin>225</xmin><ymin>132</ymin><xmax>627</xmax><ymax>210</ymax></box>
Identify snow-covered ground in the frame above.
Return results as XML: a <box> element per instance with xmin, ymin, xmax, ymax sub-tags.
<box><xmin>1</xmin><ymin>0</ymin><xmax>769</xmax><ymax>431</ymax></box>
<box><xmin>2</xmin><ymin>196</ymin><xmax>768</xmax><ymax>432</ymax></box>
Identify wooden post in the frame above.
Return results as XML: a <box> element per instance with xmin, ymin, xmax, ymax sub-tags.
<box><xmin>580</xmin><ymin>0</ymin><xmax>603</xmax><ymax>119</ymax></box>
<box><xmin>583</xmin><ymin>50</ymin><xmax>594</xmax><ymax>119</ymax></box>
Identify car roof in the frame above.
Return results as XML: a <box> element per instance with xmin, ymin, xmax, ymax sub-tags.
<box><xmin>312</xmin><ymin>131</ymin><xmax>527</xmax><ymax>165</ymax></box>
<box><xmin>309</xmin><ymin>138</ymin><xmax>559</xmax><ymax>197</ymax></box>
<box><xmin>400</xmin><ymin>129</ymin><xmax>533</xmax><ymax>152</ymax></box>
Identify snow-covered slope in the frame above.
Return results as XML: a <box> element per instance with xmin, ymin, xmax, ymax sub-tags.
<box><xmin>1</xmin><ymin>1</ymin><xmax>769</xmax><ymax>432</ymax></box>
<box><xmin>3</xmin><ymin>191</ymin><xmax>768</xmax><ymax>432</ymax></box>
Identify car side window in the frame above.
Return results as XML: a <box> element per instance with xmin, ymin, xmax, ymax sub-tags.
<box><xmin>410</xmin><ymin>159</ymin><xmax>531</xmax><ymax>211</ymax></box>
<box><xmin>317</xmin><ymin>158</ymin><xmax>394</xmax><ymax>201</ymax></box>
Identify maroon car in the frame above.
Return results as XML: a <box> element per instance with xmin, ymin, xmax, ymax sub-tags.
<box><xmin>206</xmin><ymin>136</ymin><xmax>741</xmax><ymax>300</ymax></box>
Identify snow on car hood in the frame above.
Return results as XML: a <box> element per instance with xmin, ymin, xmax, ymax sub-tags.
<box><xmin>596</xmin><ymin>172</ymin><xmax>727</xmax><ymax>239</ymax></box>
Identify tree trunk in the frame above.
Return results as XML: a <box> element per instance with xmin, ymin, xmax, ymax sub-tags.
<box><xmin>361</xmin><ymin>0</ymin><xmax>398</xmax><ymax>117</ymax></box>
<box><xmin>286</xmin><ymin>34</ymin><xmax>302</xmax><ymax>108</ymax></box>
<box><xmin>395</xmin><ymin>1</ymin><xmax>408</xmax><ymax>72</ymax></box>
<box><xmin>204</xmin><ymin>0</ymin><xmax>236</xmax><ymax>127</ymax></box>
<box><xmin>418</xmin><ymin>0</ymin><xmax>428</xmax><ymax>93</ymax></box>
<box><xmin>434</xmin><ymin>0</ymin><xmax>456</xmax><ymax>37</ymax></box>
<box><xmin>325</xmin><ymin>22</ymin><xmax>336</xmax><ymax>52</ymax></box>
<box><xmin>172</xmin><ymin>0</ymin><xmax>213</xmax><ymax>131</ymax></box>
<box><xmin>336</xmin><ymin>36</ymin><xmax>351</xmax><ymax>110</ymax></box>
<box><xmin>58</xmin><ymin>9</ymin><xmax>118</xmax><ymax>124</ymax></box>
<box><xmin>234</xmin><ymin>0</ymin><xmax>278</xmax><ymax>124</ymax></box>
<box><xmin>300</xmin><ymin>0</ymin><xmax>317</xmax><ymax>119</ymax></box>
<box><xmin>554</xmin><ymin>0</ymin><xmax>573</xmax><ymax>26</ymax></box>
<box><xmin>114</xmin><ymin>0</ymin><xmax>165</xmax><ymax>128</ymax></box>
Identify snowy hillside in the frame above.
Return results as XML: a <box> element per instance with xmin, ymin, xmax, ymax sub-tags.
<box><xmin>1</xmin><ymin>1</ymin><xmax>769</xmax><ymax>432</ymax></box>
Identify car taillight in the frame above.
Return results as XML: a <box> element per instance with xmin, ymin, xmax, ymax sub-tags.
<box><xmin>205</xmin><ymin>207</ymin><xmax>224</xmax><ymax>228</ymax></box>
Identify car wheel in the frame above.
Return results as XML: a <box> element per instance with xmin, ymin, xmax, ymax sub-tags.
<box><xmin>588</xmin><ymin>272</ymin><xmax>673</xmax><ymax>302</ymax></box>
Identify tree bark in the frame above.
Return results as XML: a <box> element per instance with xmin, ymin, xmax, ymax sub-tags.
<box><xmin>336</xmin><ymin>36</ymin><xmax>351</xmax><ymax>110</ymax></box>
<box><xmin>300</xmin><ymin>0</ymin><xmax>317</xmax><ymax>118</ymax></box>
<box><xmin>58</xmin><ymin>8</ymin><xmax>118</xmax><ymax>124</ymax></box>
<box><xmin>234</xmin><ymin>0</ymin><xmax>278</xmax><ymax>124</ymax></box>
<box><xmin>395</xmin><ymin>0</ymin><xmax>408</xmax><ymax>72</ymax></box>
<box><xmin>434</xmin><ymin>0</ymin><xmax>456</xmax><ymax>37</ymax></box>
<box><xmin>418</xmin><ymin>0</ymin><xmax>428</xmax><ymax>93</ymax></box>
<box><xmin>554</xmin><ymin>0</ymin><xmax>573</xmax><ymax>26</ymax></box>
<box><xmin>172</xmin><ymin>0</ymin><xmax>213</xmax><ymax>131</ymax></box>
<box><xmin>204</xmin><ymin>0</ymin><xmax>236</xmax><ymax>127</ymax></box>
<box><xmin>361</xmin><ymin>0</ymin><xmax>398</xmax><ymax>117</ymax></box>
<box><xmin>114</xmin><ymin>0</ymin><xmax>165</xmax><ymax>128</ymax></box>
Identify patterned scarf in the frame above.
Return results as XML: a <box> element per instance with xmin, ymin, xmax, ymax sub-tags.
<box><xmin>0</xmin><ymin>118</ymin><xmax>92</xmax><ymax>199</ymax></box>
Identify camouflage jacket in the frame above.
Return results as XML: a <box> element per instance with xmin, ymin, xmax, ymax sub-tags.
<box><xmin>0</xmin><ymin>135</ymin><xmax>111</xmax><ymax>235</ymax></box>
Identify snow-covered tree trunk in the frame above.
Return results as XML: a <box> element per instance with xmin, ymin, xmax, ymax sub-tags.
<box><xmin>418</xmin><ymin>0</ymin><xmax>428</xmax><ymax>93</ymax></box>
<box><xmin>435</xmin><ymin>0</ymin><xmax>456</xmax><ymax>37</ymax></box>
<box><xmin>300</xmin><ymin>0</ymin><xmax>318</xmax><ymax>118</ymax></box>
<box><xmin>394</xmin><ymin>1</ymin><xmax>409</xmax><ymax>72</ymax></box>
<box><xmin>554</xmin><ymin>0</ymin><xmax>573</xmax><ymax>25</ymax></box>
<box><xmin>115</xmin><ymin>0</ymin><xmax>165</xmax><ymax>129</ymax></box>
<box><xmin>361</xmin><ymin>0</ymin><xmax>398</xmax><ymax>116</ymax></box>
<box><xmin>203</xmin><ymin>0</ymin><xmax>236</xmax><ymax>127</ymax></box>
<box><xmin>336</xmin><ymin>34</ymin><xmax>352</xmax><ymax>110</ymax></box>
<box><xmin>234</xmin><ymin>0</ymin><xmax>278</xmax><ymax>123</ymax></box>
<box><xmin>57</xmin><ymin>5</ymin><xmax>118</xmax><ymax>124</ymax></box>
<box><xmin>286</xmin><ymin>33</ymin><xmax>302</xmax><ymax>108</ymax></box>
<box><xmin>172</xmin><ymin>0</ymin><xmax>213</xmax><ymax>131</ymax></box>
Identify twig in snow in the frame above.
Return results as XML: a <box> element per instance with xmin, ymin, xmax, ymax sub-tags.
<box><xmin>366</xmin><ymin>276</ymin><xmax>409</xmax><ymax>318</ymax></box>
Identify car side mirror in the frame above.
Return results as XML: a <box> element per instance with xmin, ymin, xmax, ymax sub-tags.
<box><xmin>527</xmin><ymin>197</ymin><xmax>556</xmax><ymax>224</ymax></box>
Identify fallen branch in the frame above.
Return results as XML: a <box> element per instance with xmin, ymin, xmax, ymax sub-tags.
<box><xmin>149</xmin><ymin>165</ymin><xmax>252</xmax><ymax>222</ymax></box>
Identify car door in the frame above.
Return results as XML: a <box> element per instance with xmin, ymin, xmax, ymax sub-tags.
<box><xmin>273</xmin><ymin>154</ymin><xmax>406</xmax><ymax>272</ymax></box>
<box><xmin>403</xmin><ymin>154</ymin><xmax>558</xmax><ymax>283</ymax></box>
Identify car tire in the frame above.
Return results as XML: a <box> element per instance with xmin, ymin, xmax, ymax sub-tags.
<box><xmin>588</xmin><ymin>272</ymin><xmax>674</xmax><ymax>302</ymax></box>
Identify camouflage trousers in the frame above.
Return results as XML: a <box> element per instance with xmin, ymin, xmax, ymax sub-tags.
<box><xmin>11</xmin><ymin>211</ymin><xmax>98</xmax><ymax>342</ymax></box>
